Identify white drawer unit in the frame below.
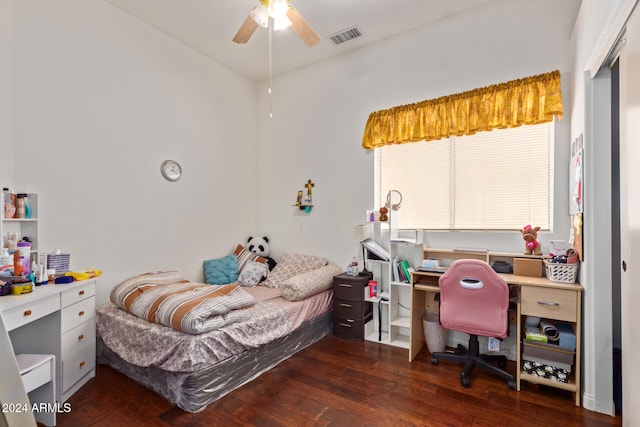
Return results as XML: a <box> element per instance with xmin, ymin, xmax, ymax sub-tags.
<box><xmin>62</xmin><ymin>342</ymin><xmax>96</xmax><ymax>392</ymax></box>
<box><xmin>61</xmin><ymin>281</ymin><xmax>96</xmax><ymax>308</ymax></box>
<box><xmin>61</xmin><ymin>319</ymin><xmax>96</xmax><ymax>359</ymax></box>
<box><xmin>61</xmin><ymin>295</ymin><xmax>96</xmax><ymax>332</ymax></box>
<box><xmin>0</xmin><ymin>279</ymin><xmax>98</xmax><ymax>405</ymax></box>
<box><xmin>60</xmin><ymin>281</ymin><xmax>96</xmax><ymax>402</ymax></box>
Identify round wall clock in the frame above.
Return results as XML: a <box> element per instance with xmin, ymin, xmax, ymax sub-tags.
<box><xmin>160</xmin><ymin>160</ymin><xmax>182</xmax><ymax>182</ymax></box>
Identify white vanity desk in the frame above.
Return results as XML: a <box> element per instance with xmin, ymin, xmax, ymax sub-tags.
<box><xmin>0</xmin><ymin>279</ymin><xmax>97</xmax><ymax>404</ymax></box>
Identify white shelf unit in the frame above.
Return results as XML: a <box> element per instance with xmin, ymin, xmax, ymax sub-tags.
<box><xmin>1</xmin><ymin>192</ymin><xmax>39</xmax><ymax>260</ymax></box>
<box><xmin>363</xmin><ymin>213</ymin><xmax>422</xmax><ymax>350</ymax></box>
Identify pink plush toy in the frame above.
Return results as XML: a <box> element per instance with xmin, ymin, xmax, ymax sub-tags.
<box><xmin>519</xmin><ymin>225</ymin><xmax>542</xmax><ymax>255</ymax></box>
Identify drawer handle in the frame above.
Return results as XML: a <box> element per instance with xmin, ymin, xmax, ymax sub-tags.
<box><xmin>339</xmin><ymin>283</ymin><xmax>353</xmax><ymax>288</ymax></box>
<box><xmin>338</xmin><ymin>323</ymin><xmax>352</xmax><ymax>328</ymax></box>
<box><xmin>78</xmin><ymin>334</ymin><xmax>85</xmax><ymax>341</ymax></box>
<box><xmin>339</xmin><ymin>303</ymin><xmax>353</xmax><ymax>308</ymax></box>
<box><xmin>79</xmin><ymin>361</ymin><xmax>86</xmax><ymax>368</ymax></box>
<box><xmin>79</xmin><ymin>310</ymin><xmax>85</xmax><ymax>316</ymax></box>
<box><xmin>24</xmin><ymin>310</ymin><xmax>32</xmax><ymax>316</ymax></box>
<box><xmin>537</xmin><ymin>300</ymin><xmax>560</xmax><ymax>306</ymax></box>
<box><xmin>79</xmin><ymin>290</ymin><xmax>85</xmax><ymax>296</ymax></box>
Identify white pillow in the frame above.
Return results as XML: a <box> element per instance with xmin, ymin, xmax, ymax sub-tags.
<box><xmin>262</xmin><ymin>252</ymin><xmax>328</xmax><ymax>288</ymax></box>
<box><xmin>237</xmin><ymin>260</ymin><xmax>269</xmax><ymax>287</ymax></box>
<box><xmin>280</xmin><ymin>264</ymin><xmax>343</xmax><ymax>301</ymax></box>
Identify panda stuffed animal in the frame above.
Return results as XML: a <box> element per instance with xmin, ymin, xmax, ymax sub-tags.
<box><xmin>247</xmin><ymin>236</ymin><xmax>277</xmax><ymax>271</ymax></box>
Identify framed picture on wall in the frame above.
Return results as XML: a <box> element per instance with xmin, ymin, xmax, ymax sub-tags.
<box><xmin>569</xmin><ymin>133</ymin><xmax>584</xmax><ymax>214</ymax></box>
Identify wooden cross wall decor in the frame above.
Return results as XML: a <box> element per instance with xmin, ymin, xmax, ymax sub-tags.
<box><xmin>305</xmin><ymin>179</ymin><xmax>315</xmax><ymax>196</ymax></box>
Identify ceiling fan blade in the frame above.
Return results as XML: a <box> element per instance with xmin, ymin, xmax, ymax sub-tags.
<box><xmin>232</xmin><ymin>15</ymin><xmax>259</xmax><ymax>44</ymax></box>
<box><xmin>287</xmin><ymin>7</ymin><xmax>320</xmax><ymax>47</ymax></box>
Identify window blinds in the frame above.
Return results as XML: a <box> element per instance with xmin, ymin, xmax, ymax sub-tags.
<box><xmin>376</xmin><ymin>122</ymin><xmax>551</xmax><ymax>230</ymax></box>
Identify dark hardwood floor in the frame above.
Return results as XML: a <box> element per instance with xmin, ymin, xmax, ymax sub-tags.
<box><xmin>58</xmin><ymin>335</ymin><xmax>621</xmax><ymax>426</ymax></box>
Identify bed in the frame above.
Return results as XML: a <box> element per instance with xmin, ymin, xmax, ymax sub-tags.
<box><xmin>96</xmin><ymin>250</ymin><xmax>342</xmax><ymax>413</ymax></box>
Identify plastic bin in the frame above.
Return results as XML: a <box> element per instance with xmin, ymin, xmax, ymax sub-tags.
<box><xmin>423</xmin><ymin>311</ymin><xmax>447</xmax><ymax>353</ymax></box>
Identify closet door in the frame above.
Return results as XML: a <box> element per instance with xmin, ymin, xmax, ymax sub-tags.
<box><xmin>619</xmin><ymin>6</ymin><xmax>640</xmax><ymax>425</ymax></box>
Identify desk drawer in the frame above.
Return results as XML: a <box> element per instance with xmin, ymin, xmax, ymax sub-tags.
<box><xmin>61</xmin><ymin>296</ymin><xmax>96</xmax><ymax>333</ymax></box>
<box><xmin>61</xmin><ymin>281</ymin><xmax>95</xmax><ymax>308</ymax></box>
<box><xmin>521</xmin><ymin>287</ymin><xmax>577</xmax><ymax>322</ymax></box>
<box><xmin>3</xmin><ymin>295</ymin><xmax>60</xmax><ymax>331</ymax></box>
<box><xmin>62</xmin><ymin>343</ymin><xmax>96</xmax><ymax>392</ymax></box>
<box><xmin>61</xmin><ymin>319</ymin><xmax>96</xmax><ymax>359</ymax></box>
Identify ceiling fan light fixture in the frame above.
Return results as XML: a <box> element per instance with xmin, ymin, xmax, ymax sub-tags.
<box><xmin>250</xmin><ymin>4</ymin><xmax>269</xmax><ymax>28</ymax></box>
<box><xmin>273</xmin><ymin>15</ymin><xmax>292</xmax><ymax>31</ymax></box>
<box><xmin>268</xmin><ymin>0</ymin><xmax>289</xmax><ymax>19</ymax></box>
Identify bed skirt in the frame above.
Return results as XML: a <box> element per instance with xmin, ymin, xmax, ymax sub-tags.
<box><xmin>97</xmin><ymin>310</ymin><xmax>333</xmax><ymax>413</ymax></box>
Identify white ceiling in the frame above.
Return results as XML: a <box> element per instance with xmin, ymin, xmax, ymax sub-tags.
<box><xmin>104</xmin><ymin>0</ymin><xmax>505</xmax><ymax>82</ymax></box>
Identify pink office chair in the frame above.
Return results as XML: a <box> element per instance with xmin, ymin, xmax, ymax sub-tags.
<box><xmin>431</xmin><ymin>259</ymin><xmax>516</xmax><ymax>389</ymax></box>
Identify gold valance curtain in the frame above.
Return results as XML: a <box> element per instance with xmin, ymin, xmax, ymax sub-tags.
<box><xmin>362</xmin><ymin>70</ymin><xmax>563</xmax><ymax>150</ymax></box>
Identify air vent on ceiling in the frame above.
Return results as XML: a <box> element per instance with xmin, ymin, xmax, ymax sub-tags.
<box><xmin>329</xmin><ymin>26</ymin><xmax>363</xmax><ymax>46</ymax></box>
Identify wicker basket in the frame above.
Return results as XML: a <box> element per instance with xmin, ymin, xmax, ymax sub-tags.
<box><xmin>544</xmin><ymin>260</ymin><xmax>579</xmax><ymax>284</ymax></box>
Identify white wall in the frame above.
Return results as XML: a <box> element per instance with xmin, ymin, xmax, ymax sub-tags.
<box><xmin>8</xmin><ymin>0</ymin><xmax>258</xmax><ymax>306</ymax></box>
<box><xmin>569</xmin><ymin>0</ymin><xmax>637</xmax><ymax>415</ymax></box>
<box><xmin>0</xmin><ymin>0</ymin><xmax>14</xmax><ymax>185</ymax></box>
<box><xmin>256</xmin><ymin>0</ymin><xmax>577</xmax><ymax>266</ymax></box>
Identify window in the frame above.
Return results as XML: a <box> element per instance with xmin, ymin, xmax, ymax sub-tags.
<box><xmin>375</xmin><ymin>122</ymin><xmax>552</xmax><ymax>230</ymax></box>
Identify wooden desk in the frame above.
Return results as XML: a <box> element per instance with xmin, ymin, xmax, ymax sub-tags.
<box><xmin>0</xmin><ymin>279</ymin><xmax>97</xmax><ymax>405</ymax></box>
<box><xmin>410</xmin><ymin>269</ymin><xmax>582</xmax><ymax>405</ymax></box>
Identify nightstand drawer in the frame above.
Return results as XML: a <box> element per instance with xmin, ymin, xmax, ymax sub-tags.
<box><xmin>334</xmin><ymin>318</ymin><xmax>364</xmax><ymax>340</ymax></box>
<box><xmin>333</xmin><ymin>279</ymin><xmax>368</xmax><ymax>300</ymax></box>
<box><xmin>3</xmin><ymin>295</ymin><xmax>60</xmax><ymax>331</ymax></box>
<box><xmin>521</xmin><ymin>286</ymin><xmax>577</xmax><ymax>322</ymax></box>
<box><xmin>334</xmin><ymin>300</ymin><xmax>365</xmax><ymax>321</ymax></box>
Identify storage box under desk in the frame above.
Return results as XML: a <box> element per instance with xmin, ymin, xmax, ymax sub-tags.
<box><xmin>523</xmin><ymin>340</ymin><xmax>575</xmax><ymax>369</ymax></box>
<box><xmin>513</xmin><ymin>258</ymin><xmax>543</xmax><ymax>277</ymax></box>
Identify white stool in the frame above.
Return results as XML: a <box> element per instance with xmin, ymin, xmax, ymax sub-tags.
<box><xmin>16</xmin><ymin>354</ymin><xmax>56</xmax><ymax>427</ymax></box>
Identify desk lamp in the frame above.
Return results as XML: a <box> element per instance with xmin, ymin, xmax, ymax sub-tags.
<box><xmin>353</xmin><ymin>224</ymin><xmax>372</xmax><ymax>276</ymax></box>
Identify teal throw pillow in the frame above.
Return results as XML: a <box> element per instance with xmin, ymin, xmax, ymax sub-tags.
<box><xmin>203</xmin><ymin>254</ymin><xmax>238</xmax><ymax>285</ymax></box>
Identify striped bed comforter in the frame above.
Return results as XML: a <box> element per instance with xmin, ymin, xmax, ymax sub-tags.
<box><xmin>110</xmin><ymin>271</ymin><xmax>256</xmax><ymax>334</ymax></box>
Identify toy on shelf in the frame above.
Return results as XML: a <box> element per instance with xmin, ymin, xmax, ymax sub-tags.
<box><xmin>379</xmin><ymin>206</ymin><xmax>389</xmax><ymax>222</ymax></box>
<box><xmin>519</xmin><ymin>225</ymin><xmax>542</xmax><ymax>255</ymax></box>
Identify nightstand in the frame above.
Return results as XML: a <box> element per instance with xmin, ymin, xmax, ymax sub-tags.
<box><xmin>333</xmin><ymin>273</ymin><xmax>373</xmax><ymax>340</ymax></box>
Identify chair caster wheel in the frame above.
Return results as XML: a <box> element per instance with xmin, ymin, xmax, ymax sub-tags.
<box><xmin>431</xmin><ymin>357</ymin><xmax>439</xmax><ymax>366</ymax></box>
<box><xmin>508</xmin><ymin>380</ymin><xmax>517</xmax><ymax>390</ymax></box>
<box><xmin>460</xmin><ymin>375</ymin><xmax>471</xmax><ymax>388</ymax></box>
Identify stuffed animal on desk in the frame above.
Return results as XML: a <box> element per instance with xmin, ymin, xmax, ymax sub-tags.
<box><xmin>519</xmin><ymin>225</ymin><xmax>542</xmax><ymax>255</ymax></box>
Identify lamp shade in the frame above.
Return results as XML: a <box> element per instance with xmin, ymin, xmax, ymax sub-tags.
<box><xmin>250</xmin><ymin>4</ymin><xmax>269</xmax><ymax>28</ymax></box>
<box><xmin>273</xmin><ymin>16</ymin><xmax>292</xmax><ymax>31</ymax></box>
<box><xmin>353</xmin><ymin>224</ymin><xmax>372</xmax><ymax>242</ymax></box>
<box><xmin>268</xmin><ymin>0</ymin><xmax>289</xmax><ymax>19</ymax></box>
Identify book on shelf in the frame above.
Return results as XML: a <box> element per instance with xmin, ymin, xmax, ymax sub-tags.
<box><xmin>362</xmin><ymin>239</ymin><xmax>390</xmax><ymax>261</ymax></box>
<box><xmin>399</xmin><ymin>259</ymin><xmax>412</xmax><ymax>283</ymax></box>
<box><xmin>391</xmin><ymin>257</ymin><xmax>400</xmax><ymax>282</ymax></box>
<box><xmin>524</xmin><ymin>326</ymin><xmax>548</xmax><ymax>343</ymax></box>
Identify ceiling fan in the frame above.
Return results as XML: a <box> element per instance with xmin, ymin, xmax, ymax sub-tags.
<box><xmin>232</xmin><ymin>0</ymin><xmax>321</xmax><ymax>47</ymax></box>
